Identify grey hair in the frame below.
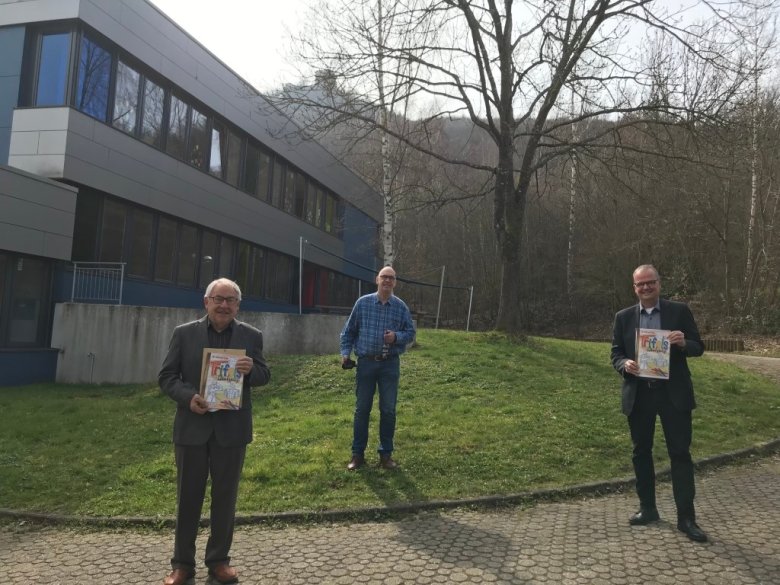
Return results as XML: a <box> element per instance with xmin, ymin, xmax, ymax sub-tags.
<box><xmin>204</xmin><ymin>278</ymin><xmax>242</xmax><ymax>301</ymax></box>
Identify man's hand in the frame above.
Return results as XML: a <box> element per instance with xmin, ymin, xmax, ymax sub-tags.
<box><xmin>383</xmin><ymin>330</ymin><xmax>396</xmax><ymax>344</ymax></box>
<box><xmin>190</xmin><ymin>394</ymin><xmax>209</xmax><ymax>414</ymax></box>
<box><xmin>668</xmin><ymin>330</ymin><xmax>686</xmax><ymax>347</ymax></box>
<box><xmin>235</xmin><ymin>356</ymin><xmax>253</xmax><ymax>375</ymax></box>
<box><xmin>623</xmin><ymin>359</ymin><xmax>639</xmax><ymax>376</ymax></box>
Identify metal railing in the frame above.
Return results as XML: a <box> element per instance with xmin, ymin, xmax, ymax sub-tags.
<box><xmin>71</xmin><ymin>262</ymin><xmax>126</xmax><ymax>304</ymax></box>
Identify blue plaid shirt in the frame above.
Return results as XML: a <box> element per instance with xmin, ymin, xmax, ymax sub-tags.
<box><xmin>340</xmin><ymin>293</ymin><xmax>416</xmax><ymax>358</ymax></box>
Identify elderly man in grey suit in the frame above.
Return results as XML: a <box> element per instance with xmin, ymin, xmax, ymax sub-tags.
<box><xmin>611</xmin><ymin>264</ymin><xmax>707</xmax><ymax>543</ymax></box>
<box><xmin>159</xmin><ymin>278</ymin><xmax>270</xmax><ymax>585</ymax></box>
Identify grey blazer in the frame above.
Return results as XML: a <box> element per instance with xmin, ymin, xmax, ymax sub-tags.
<box><xmin>159</xmin><ymin>316</ymin><xmax>271</xmax><ymax>447</ymax></box>
<box><xmin>611</xmin><ymin>298</ymin><xmax>704</xmax><ymax>416</ymax></box>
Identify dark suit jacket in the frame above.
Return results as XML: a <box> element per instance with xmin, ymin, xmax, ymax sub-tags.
<box><xmin>159</xmin><ymin>316</ymin><xmax>271</xmax><ymax>447</ymax></box>
<box><xmin>611</xmin><ymin>299</ymin><xmax>704</xmax><ymax>416</ymax></box>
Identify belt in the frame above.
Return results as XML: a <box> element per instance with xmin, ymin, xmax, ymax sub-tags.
<box><xmin>642</xmin><ymin>379</ymin><xmax>666</xmax><ymax>390</ymax></box>
<box><xmin>359</xmin><ymin>354</ymin><xmax>397</xmax><ymax>361</ymax></box>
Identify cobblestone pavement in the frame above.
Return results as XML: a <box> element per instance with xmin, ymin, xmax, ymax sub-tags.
<box><xmin>1</xmin><ymin>454</ymin><xmax>778</xmax><ymax>585</ymax></box>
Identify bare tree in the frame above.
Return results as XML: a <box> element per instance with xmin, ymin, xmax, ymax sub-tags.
<box><xmin>274</xmin><ymin>0</ymin><xmax>763</xmax><ymax>334</ymax></box>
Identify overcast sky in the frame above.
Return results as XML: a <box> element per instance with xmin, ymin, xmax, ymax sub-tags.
<box><xmin>149</xmin><ymin>0</ymin><xmax>308</xmax><ymax>92</ymax></box>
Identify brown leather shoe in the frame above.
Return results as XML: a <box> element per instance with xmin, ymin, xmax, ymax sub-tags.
<box><xmin>379</xmin><ymin>454</ymin><xmax>398</xmax><ymax>469</ymax></box>
<box><xmin>163</xmin><ymin>568</ymin><xmax>194</xmax><ymax>585</ymax></box>
<box><xmin>208</xmin><ymin>563</ymin><xmax>239</xmax><ymax>584</ymax></box>
<box><xmin>347</xmin><ymin>454</ymin><xmax>365</xmax><ymax>471</ymax></box>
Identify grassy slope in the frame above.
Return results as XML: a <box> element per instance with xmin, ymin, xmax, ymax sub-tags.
<box><xmin>0</xmin><ymin>330</ymin><xmax>778</xmax><ymax>516</ymax></box>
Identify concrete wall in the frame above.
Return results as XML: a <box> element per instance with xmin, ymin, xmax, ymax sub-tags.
<box><xmin>51</xmin><ymin>303</ymin><xmax>346</xmax><ymax>384</ymax></box>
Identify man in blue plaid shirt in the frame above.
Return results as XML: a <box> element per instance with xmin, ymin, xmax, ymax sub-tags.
<box><xmin>340</xmin><ymin>266</ymin><xmax>416</xmax><ymax>470</ymax></box>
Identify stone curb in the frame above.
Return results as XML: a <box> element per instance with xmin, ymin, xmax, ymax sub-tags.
<box><xmin>2</xmin><ymin>437</ymin><xmax>778</xmax><ymax>529</ymax></box>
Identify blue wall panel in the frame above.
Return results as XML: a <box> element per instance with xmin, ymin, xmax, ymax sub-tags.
<box><xmin>0</xmin><ymin>349</ymin><xmax>58</xmax><ymax>386</ymax></box>
<box><xmin>0</xmin><ymin>25</ymin><xmax>25</xmax><ymax>164</ymax></box>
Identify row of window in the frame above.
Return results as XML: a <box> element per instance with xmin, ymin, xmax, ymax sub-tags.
<box><xmin>73</xmin><ymin>191</ymin><xmax>364</xmax><ymax>307</ymax></box>
<box><xmin>26</xmin><ymin>25</ymin><xmax>345</xmax><ymax>236</ymax></box>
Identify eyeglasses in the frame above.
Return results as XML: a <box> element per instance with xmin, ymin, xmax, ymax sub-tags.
<box><xmin>633</xmin><ymin>280</ymin><xmax>658</xmax><ymax>289</ymax></box>
<box><xmin>379</xmin><ymin>275</ymin><xmax>396</xmax><ymax>281</ymax></box>
<box><xmin>208</xmin><ymin>295</ymin><xmax>239</xmax><ymax>305</ymax></box>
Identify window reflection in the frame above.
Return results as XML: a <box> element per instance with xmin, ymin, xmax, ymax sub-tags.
<box><xmin>76</xmin><ymin>34</ymin><xmax>111</xmax><ymax>121</ymax></box>
<box><xmin>226</xmin><ymin>130</ymin><xmax>243</xmax><ymax>187</ymax></box>
<box><xmin>209</xmin><ymin>121</ymin><xmax>226</xmax><ymax>179</ymax></box>
<box><xmin>140</xmin><ymin>78</ymin><xmax>164</xmax><ymax>148</ymax></box>
<box><xmin>258</xmin><ymin>150</ymin><xmax>271</xmax><ymax>201</ymax></box>
<box><xmin>113</xmin><ymin>60</ymin><xmax>140</xmax><ymax>133</ymax></box>
<box><xmin>189</xmin><ymin>107</ymin><xmax>209</xmax><ymax>169</ymax></box>
<box><xmin>166</xmin><ymin>94</ymin><xmax>188</xmax><ymax>160</ymax></box>
<box><xmin>243</xmin><ymin>141</ymin><xmax>261</xmax><ymax>196</ymax></box>
<box><xmin>36</xmin><ymin>32</ymin><xmax>71</xmax><ymax>106</ymax></box>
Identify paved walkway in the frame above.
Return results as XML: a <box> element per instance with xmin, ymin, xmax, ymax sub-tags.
<box><xmin>1</xmin><ymin>453</ymin><xmax>778</xmax><ymax>584</ymax></box>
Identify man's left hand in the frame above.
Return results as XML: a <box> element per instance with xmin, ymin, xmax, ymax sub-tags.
<box><xmin>235</xmin><ymin>356</ymin><xmax>253</xmax><ymax>375</ymax></box>
<box><xmin>383</xmin><ymin>330</ymin><xmax>396</xmax><ymax>344</ymax></box>
<box><xmin>668</xmin><ymin>330</ymin><xmax>686</xmax><ymax>347</ymax></box>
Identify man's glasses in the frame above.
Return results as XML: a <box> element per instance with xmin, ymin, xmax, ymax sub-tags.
<box><xmin>633</xmin><ymin>280</ymin><xmax>658</xmax><ymax>289</ymax></box>
<box><xmin>208</xmin><ymin>295</ymin><xmax>239</xmax><ymax>305</ymax></box>
<box><xmin>379</xmin><ymin>275</ymin><xmax>396</xmax><ymax>281</ymax></box>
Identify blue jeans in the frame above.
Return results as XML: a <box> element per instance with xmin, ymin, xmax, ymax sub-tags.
<box><xmin>352</xmin><ymin>356</ymin><xmax>400</xmax><ymax>456</ymax></box>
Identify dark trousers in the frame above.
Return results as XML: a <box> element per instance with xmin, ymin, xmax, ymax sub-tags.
<box><xmin>172</xmin><ymin>434</ymin><xmax>246</xmax><ymax>571</ymax></box>
<box><xmin>628</xmin><ymin>382</ymin><xmax>696</xmax><ymax>520</ymax></box>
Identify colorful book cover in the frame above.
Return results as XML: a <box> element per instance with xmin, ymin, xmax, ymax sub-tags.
<box><xmin>199</xmin><ymin>348</ymin><xmax>246</xmax><ymax>410</ymax></box>
<box><xmin>635</xmin><ymin>328</ymin><xmax>671</xmax><ymax>380</ymax></box>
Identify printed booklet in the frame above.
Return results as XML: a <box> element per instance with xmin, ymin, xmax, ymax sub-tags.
<box><xmin>635</xmin><ymin>328</ymin><xmax>671</xmax><ymax>380</ymax></box>
<box><xmin>199</xmin><ymin>348</ymin><xmax>246</xmax><ymax>410</ymax></box>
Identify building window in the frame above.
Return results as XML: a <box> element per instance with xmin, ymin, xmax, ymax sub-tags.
<box><xmin>243</xmin><ymin>141</ymin><xmax>261</xmax><ymax>197</ymax></box>
<box><xmin>324</xmin><ymin>193</ymin><xmax>336</xmax><ymax>234</ymax></box>
<box><xmin>35</xmin><ymin>31</ymin><xmax>71</xmax><ymax>106</ymax></box>
<box><xmin>271</xmin><ymin>159</ymin><xmax>284</xmax><ymax>208</ymax></box>
<box><xmin>226</xmin><ymin>130</ymin><xmax>243</xmax><ymax>187</ymax></box>
<box><xmin>75</xmin><ymin>34</ymin><xmax>112</xmax><ymax>122</ymax></box>
<box><xmin>209</xmin><ymin>121</ymin><xmax>226</xmax><ymax>179</ymax></box>
<box><xmin>265</xmin><ymin>251</ymin><xmax>294</xmax><ymax>303</ymax></box>
<box><xmin>283</xmin><ymin>167</ymin><xmax>296</xmax><ymax>214</ymax></box>
<box><xmin>248</xmin><ymin>247</ymin><xmax>265</xmax><ymax>297</ymax></box>
<box><xmin>2</xmin><ymin>255</ymin><xmax>49</xmax><ymax>347</ymax></box>
<box><xmin>294</xmin><ymin>172</ymin><xmax>307</xmax><ymax>218</ymax></box>
<box><xmin>166</xmin><ymin>93</ymin><xmax>189</xmax><ymax>160</ymax></box>
<box><xmin>189</xmin><ymin>107</ymin><xmax>209</xmax><ymax>169</ymax></box>
<box><xmin>154</xmin><ymin>216</ymin><xmax>177</xmax><ymax>282</ymax></box>
<box><xmin>199</xmin><ymin>230</ymin><xmax>219</xmax><ymax>289</ymax></box>
<box><xmin>218</xmin><ymin>236</ymin><xmax>235</xmax><ymax>279</ymax></box>
<box><xmin>258</xmin><ymin>150</ymin><xmax>271</xmax><ymax>202</ymax></box>
<box><xmin>127</xmin><ymin>208</ymin><xmax>154</xmax><ymax>278</ymax></box>
<box><xmin>112</xmin><ymin>60</ymin><xmax>140</xmax><ymax>134</ymax></box>
<box><xmin>140</xmin><ymin>77</ymin><xmax>165</xmax><ymax>148</ymax></box>
<box><xmin>176</xmin><ymin>223</ymin><xmax>198</xmax><ymax>287</ymax></box>
<box><xmin>235</xmin><ymin>241</ymin><xmax>251</xmax><ymax>292</ymax></box>
<box><xmin>99</xmin><ymin>199</ymin><xmax>126</xmax><ymax>262</ymax></box>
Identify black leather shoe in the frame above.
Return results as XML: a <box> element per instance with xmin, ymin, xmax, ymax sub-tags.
<box><xmin>677</xmin><ymin>518</ymin><xmax>708</xmax><ymax>542</ymax></box>
<box><xmin>629</xmin><ymin>508</ymin><xmax>660</xmax><ymax>525</ymax></box>
<box><xmin>347</xmin><ymin>454</ymin><xmax>365</xmax><ymax>471</ymax></box>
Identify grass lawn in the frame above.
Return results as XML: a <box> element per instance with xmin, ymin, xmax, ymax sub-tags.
<box><xmin>1</xmin><ymin>330</ymin><xmax>778</xmax><ymax>517</ymax></box>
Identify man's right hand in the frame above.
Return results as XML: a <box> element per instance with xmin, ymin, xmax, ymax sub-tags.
<box><xmin>190</xmin><ymin>394</ymin><xmax>209</xmax><ymax>414</ymax></box>
<box><xmin>623</xmin><ymin>359</ymin><xmax>639</xmax><ymax>376</ymax></box>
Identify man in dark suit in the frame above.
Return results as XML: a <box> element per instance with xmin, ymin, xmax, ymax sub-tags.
<box><xmin>611</xmin><ymin>264</ymin><xmax>707</xmax><ymax>542</ymax></box>
<box><xmin>159</xmin><ymin>278</ymin><xmax>270</xmax><ymax>585</ymax></box>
